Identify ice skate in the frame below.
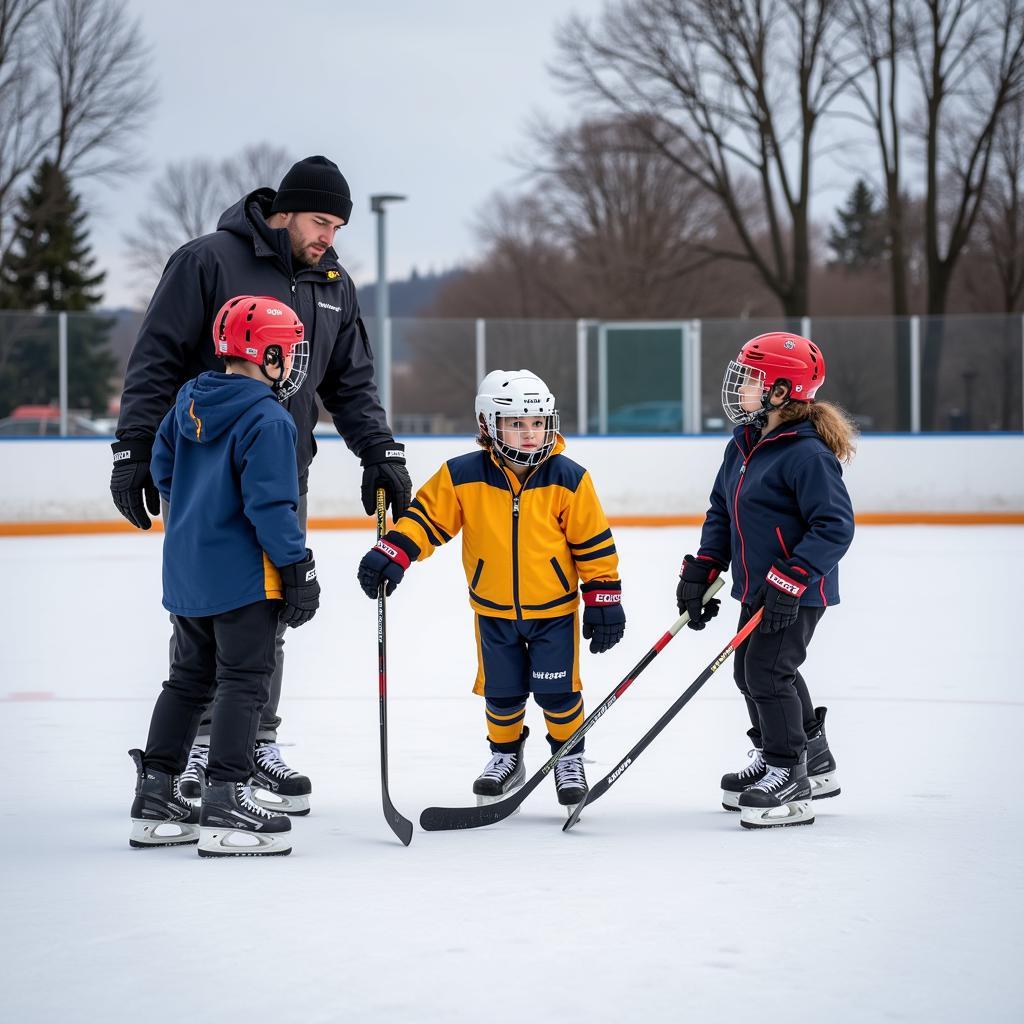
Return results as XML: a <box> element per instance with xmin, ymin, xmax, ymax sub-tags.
<box><xmin>250</xmin><ymin>741</ymin><xmax>312</xmax><ymax>816</ymax></box>
<box><xmin>473</xmin><ymin>727</ymin><xmax>527</xmax><ymax>809</ymax></box>
<box><xmin>128</xmin><ymin>748</ymin><xmax>200</xmax><ymax>848</ymax></box>
<box><xmin>738</xmin><ymin>756</ymin><xmax>814</xmax><ymax>829</ymax></box>
<box><xmin>805</xmin><ymin>706</ymin><xmax>840</xmax><ymax>799</ymax></box>
<box><xmin>554</xmin><ymin>752</ymin><xmax>588</xmax><ymax>809</ymax></box>
<box><xmin>178</xmin><ymin>738</ymin><xmax>209</xmax><ymax>801</ymax></box>
<box><xmin>721</xmin><ymin>729</ymin><xmax>767</xmax><ymax>810</ymax></box>
<box><xmin>198</xmin><ymin>779</ymin><xmax>292</xmax><ymax>857</ymax></box>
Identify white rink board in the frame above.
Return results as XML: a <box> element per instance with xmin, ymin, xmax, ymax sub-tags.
<box><xmin>1</xmin><ymin>433</ymin><xmax>1023</xmax><ymax>521</ymax></box>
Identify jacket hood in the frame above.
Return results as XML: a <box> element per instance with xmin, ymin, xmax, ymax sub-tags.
<box><xmin>175</xmin><ymin>372</ymin><xmax>277</xmax><ymax>444</ymax></box>
<box><xmin>734</xmin><ymin>418</ymin><xmax>822</xmax><ymax>447</ymax></box>
<box><xmin>217</xmin><ymin>189</ymin><xmax>340</xmax><ymax>269</ymax></box>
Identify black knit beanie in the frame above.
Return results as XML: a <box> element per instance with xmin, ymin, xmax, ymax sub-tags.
<box><xmin>271</xmin><ymin>155</ymin><xmax>352</xmax><ymax>222</ymax></box>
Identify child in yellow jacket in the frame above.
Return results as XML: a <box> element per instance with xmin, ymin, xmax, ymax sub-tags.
<box><xmin>357</xmin><ymin>369</ymin><xmax>625</xmax><ymax>806</ymax></box>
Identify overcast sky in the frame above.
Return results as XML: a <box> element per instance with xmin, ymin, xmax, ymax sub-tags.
<box><xmin>84</xmin><ymin>0</ymin><xmax>609</xmax><ymax>308</ymax></box>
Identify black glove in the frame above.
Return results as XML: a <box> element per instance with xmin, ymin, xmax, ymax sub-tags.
<box><xmin>581</xmin><ymin>580</ymin><xmax>626</xmax><ymax>654</ymax></box>
<box><xmin>357</xmin><ymin>532</ymin><xmax>415</xmax><ymax>598</ymax></box>
<box><xmin>279</xmin><ymin>550</ymin><xmax>320</xmax><ymax>627</ymax></box>
<box><xmin>360</xmin><ymin>441</ymin><xmax>413</xmax><ymax>517</ymax></box>
<box><xmin>758</xmin><ymin>561</ymin><xmax>809</xmax><ymax>634</ymax></box>
<box><xmin>110</xmin><ymin>440</ymin><xmax>160</xmax><ymax>530</ymax></box>
<box><xmin>676</xmin><ymin>555</ymin><xmax>722</xmax><ymax>630</ymax></box>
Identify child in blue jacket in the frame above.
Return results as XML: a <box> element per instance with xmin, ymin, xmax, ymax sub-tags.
<box><xmin>677</xmin><ymin>332</ymin><xmax>856</xmax><ymax>829</ymax></box>
<box><xmin>128</xmin><ymin>296</ymin><xmax>320</xmax><ymax>857</ymax></box>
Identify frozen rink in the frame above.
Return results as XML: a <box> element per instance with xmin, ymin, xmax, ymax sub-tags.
<box><xmin>1</xmin><ymin>524</ymin><xmax>1021</xmax><ymax>1023</ymax></box>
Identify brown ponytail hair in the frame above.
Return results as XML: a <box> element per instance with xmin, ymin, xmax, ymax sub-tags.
<box><xmin>778</xmin><ymin>400</ymin><xmax>858</xmax><ymax>463</ymax></box>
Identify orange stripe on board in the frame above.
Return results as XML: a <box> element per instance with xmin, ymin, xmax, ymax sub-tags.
<box><xmin>2</xmin><ymin>512</ymin><xmax>1023</xmax><ymax>537</ymax></box>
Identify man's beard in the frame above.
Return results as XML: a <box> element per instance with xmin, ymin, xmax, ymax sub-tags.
<box><xmin>292</xmin><ymin>243</ymin><xmax>323</xmax><ymax>268</ymax></box>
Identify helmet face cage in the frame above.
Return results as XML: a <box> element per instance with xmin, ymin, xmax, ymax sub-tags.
<box><xmin>271</xmin><ymin>339</ymin><xmax>309</xmax><ymax>401</ymax></box>
<box><xmin>721</xmin><ymin>360</ymin><xmax>768</xmax><ymax>424</ymax></box>
<box><xmin>488</xmin><ymin>410</ymin><xmax>560</xmax><ymax>466</ymax></box>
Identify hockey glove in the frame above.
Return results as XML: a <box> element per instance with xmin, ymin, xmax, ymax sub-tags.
<box><xmin>676</xmin><ymin>555</ymin><xmax>722</xmax><ymax>631</ymax></box>
<box><xmin>279</xmin><ymin>550</ymin><xmax>320</xmax><ymax>627</ymax></box>
<box><xmin>357</xmin><ymin>531</ymin><xmax>417</xmax><ymax>599</ymax></box>
<box><xmin>581</xmin><ymin>580</ymin><xmax>625</xmax><ymax>654</ymax></box>
<box><xmin>360</xmin><ymin>441</ymin><xmax>413</xmax><ymax>517</ymax></box>
<box><xmin>110</xmin><ymin>440</ymin><xmax>160</xmax><ymax>530</ymax></box>
<box><xmin>759</xmin><ymin>561</ymin><xmax>809</xmax><ymax>634</ymax></box>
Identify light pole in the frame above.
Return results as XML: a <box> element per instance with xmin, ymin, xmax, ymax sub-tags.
<box><xmin>370</xmin><ymin>193</ymin><xmax>406</xmax><ymax>425</ymax></box>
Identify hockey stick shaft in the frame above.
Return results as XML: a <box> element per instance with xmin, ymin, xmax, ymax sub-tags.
<box><xmin>377</xmin><ymin>489</ymin><xmax>413</xmax><ymax>846</ymax></box>
<box><xmin>418</xmin><ymin>577</ymin><xmax>726</xmax><ymax>831</ymax></box>
<box><xmin>562</xmin><ymin>606</ymin><xmax>764</xmax><ymax>831</ymax></box>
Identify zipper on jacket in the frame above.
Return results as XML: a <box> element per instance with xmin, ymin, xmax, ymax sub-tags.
<box><xmin>511</xmin><ymin>493</ymin><xmax>522</xmax><ymax>617</ymax></box>
<box><xmin>732</xmin><ymin>431</ymin><xmax>798</xmax><ymax>604</ymax></box>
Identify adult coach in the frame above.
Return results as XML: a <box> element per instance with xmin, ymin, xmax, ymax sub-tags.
<box><xmin>110</xmin><ymin>155</ymin><xmax>412</xmax><ymax>813</ymax></box>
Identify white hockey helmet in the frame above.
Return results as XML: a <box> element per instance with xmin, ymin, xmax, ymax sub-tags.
<box><xmin>475</xmin><ymin>368</ymin><xmax>559</xmax><ymax>466</ymax></box>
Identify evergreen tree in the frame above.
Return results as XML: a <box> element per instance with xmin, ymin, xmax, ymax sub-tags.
<box><xmin>827</xmin><ymin>179</ymin><xmax>888</xmax><ymax>270</ymax></box>
<box><xmin>0</xmin><ymin>161</ymin><xmax>115</xmax><ymax>419</ymax></box>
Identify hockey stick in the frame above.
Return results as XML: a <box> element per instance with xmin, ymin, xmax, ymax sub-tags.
<box><xmin>562</xmin><ymin>605</ymin><xmax>764</xmax><ymax>832</ymax></box>
<box><xmin>376</xmin><ymin>488</ymin><xmax>413</xmax><ymax>846</ymax></box>
<box><xmin>419</xmin><ymin>577</ymin><xmax>726</xmax><ymax>831</ymax></box>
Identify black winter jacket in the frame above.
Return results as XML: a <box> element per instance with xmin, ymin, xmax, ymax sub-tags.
<box><xmin>697</xmin><ymin>420</ymin><xmax>855</xmax><ymax>607</ymax></box>
<box><xmin>116</xmin><ymin>189</ymin><xmax>393</xmax><ymax>492</ymax></box>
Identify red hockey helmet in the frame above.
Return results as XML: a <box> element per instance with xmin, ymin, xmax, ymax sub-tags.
<box><xmin>212</xmin><ymin>295</ymin><xmax>309</xmax><ymax>400</ymax></box>
<box><xmin>721</xmin><ymin>332</ymin><xmax>826</xmax><ymax>424</ymax></box>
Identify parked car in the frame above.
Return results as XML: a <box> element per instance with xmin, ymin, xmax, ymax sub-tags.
<box><xmin>0</xmin><ymin>405</ymin><xmax>109</xmax><ymax>436</ymax></box>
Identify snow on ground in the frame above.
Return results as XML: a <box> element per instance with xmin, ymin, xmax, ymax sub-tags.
<box><xmin>1</xmin><ymin>525</ymin><xmax>1021</xmax><ymax>1023</ymax></box>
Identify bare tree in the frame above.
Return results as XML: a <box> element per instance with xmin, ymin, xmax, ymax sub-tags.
<box><xmin>124</xmin><ymin>144</ymin><xmax>294</xmax><ymax>300</ymax></box>
<box><xmin>0</xmin><ymin>0</ymin><xmax>155</xmax><ymax>261</ymax></box>
<box><xmin>904</xmin><ymin>0</ymin><xmax>1024</xmax><ymax>425</ymax></box>
<box><xmin>529</xmin><ymin>116</ymin><xmax>721</xmax><ymax>316</ymax></box>
<box><xmin>553</xmin><ymin>0</ymin><xmax>857</xmax><ymax>317</ymax></box>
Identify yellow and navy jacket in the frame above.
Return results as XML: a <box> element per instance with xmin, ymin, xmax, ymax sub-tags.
<box><xmin>391</xmin><ymin>436</ymin><xmax>619</xmax><ymax>620</ymax></box>
<box><xmin>150</xmin><ymin>372</ymin><xmax>306</xmax><ymax>617</ymax></box>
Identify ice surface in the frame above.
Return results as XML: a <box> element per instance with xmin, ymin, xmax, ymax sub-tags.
<box><xmin>1</xmin><ymin>526</ymin><xmax>1021</xmax><ymax>1023</ymax></box>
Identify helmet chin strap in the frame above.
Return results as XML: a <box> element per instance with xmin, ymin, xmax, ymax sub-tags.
<box><xmin>755</xmin><ymin>382</ymin><xmax>792</xmax><ymax>427</ymax></box>
<box><xmin>261</xmin><ymin>348</ymin><xmax>287</xmax><ymax>396</ymax></box>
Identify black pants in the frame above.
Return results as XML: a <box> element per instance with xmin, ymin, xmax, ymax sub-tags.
<box><xmin>733</xmin><ymin>603</ymin><xmax>825</xmax><ymax>768</ymax></box>
<box><xmin>167</xmin><ymin>494</ymin><xmax>307</xmax><ymax>742</ymax></box>
<box><xmin>145</xmin><ymin>601</ymin><xmax>279</xmax><ymax>782</ymax></box>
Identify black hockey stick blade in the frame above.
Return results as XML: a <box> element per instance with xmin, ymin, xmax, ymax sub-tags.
<box><xmin>563</xmin><ymin>606</ymin><xmax>764</xmax><ymax>832</ymax></box>
<box><xmin>377</xmin><ymin>488</ymin><xmax>414</xmax><ymax>846</ymax></box>
<box><xmin>418</xmin><ymin>578</ymin><xmax>725</xmax><ymax>832</ymax></box>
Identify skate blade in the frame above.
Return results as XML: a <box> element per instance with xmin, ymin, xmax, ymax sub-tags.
<box><xmin>475</xmin><ymin>791</ymin><xmax>521</xmax><ymax>815</ymax></box>
<box><xmin>810</xmin><ymin>770</ymin><xmax>840</xmax><ymax>800</ymax></box>
<box><xmin>129</xmin><ymin>819</ymin><xmax>199</xmax><ymax>848</ymax></box>
<box><xmin>251</xmin><ymin>788</ymin><xmax>310</xmax><ymax>816</ymax></box>
<box><xmin>197</xmin><ymin>826</ymin><xmax>292</xmax><ymax>857</ymax></box>
<box><xmin>739</xmin><ymin>800</ymin><xmax>814</xmax><ymax>829</ymax></box>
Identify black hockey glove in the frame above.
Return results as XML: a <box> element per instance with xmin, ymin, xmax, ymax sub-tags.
<box><xmin>110</xmin><ymin>440</ymin><xmax>160</xmax><ymax>530</ymax></box>
<box><xmin>357</xmin><ymin>532</ymin><xmax>417</xmax><ymax>599</ymax></box>
<box><xmin>758</xmin><ymin>561</ymin><xmax>809</xmax><ymax>634</ymax></box>
<box><xmin>279</xmin><ymin>550</ymin><xmax>320</xmax><ymax>628</ymax></box>
<box><xmin>676</xmin><ymin>555</ymin><xmax>722</xmax><ymax>630</ymax></box>
<box><xmin>581</xmin><ymin>580</ymin><xmax>625</xmax><ymax>654</ymax></box>
<box><xmin>360</xmin><ymin>441</ymin><xmax>413</xmax><ymax>517</ymax></box>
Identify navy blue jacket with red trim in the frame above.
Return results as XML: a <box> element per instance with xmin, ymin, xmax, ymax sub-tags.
<box><xmin>696</xmin><ymin>420</ymin><xmax>854</xmax><ymax>607</ymax></box>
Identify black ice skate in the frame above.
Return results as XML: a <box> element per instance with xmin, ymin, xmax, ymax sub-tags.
<box><xmin>473</xmin><ymin>727</ymin><xmax>528</xmax><ymax>807</ymax></box>
<box><xmin>805</xmin><ymin>706</ymin><xmax>840</xmax><ymax>800</ymax></box>
<box><xmin>250</xmin><ymin>741</ymin><xmax>312</xmax><ymax>816</ymax></box>
<box><xmin>554</xmin><ymin>753</ymin><xmax>588</xmax><ymax>807</ymax></box>
<box><xmin>721</xmin><ymin>728</ymin><xmax>767</xmax><ymax>810</ymax></box>
<box><xmin>198</xmin><ymin>779</ymin><xmax>292</xmax><ymax>857</ymax></box>
<box><xmin>738</xmin><ymin>754</ymin><xmax>814</xmax><ymax>829</ymax></box>
<box><xmin>178</xmin><ymin>739</ymin><xmax>209</xmax><ymax>801</ymax></box>
<box><xmin>128</xmin><ymin>748</ymin><xmax>200</xmax><ymax>848</ymax></box>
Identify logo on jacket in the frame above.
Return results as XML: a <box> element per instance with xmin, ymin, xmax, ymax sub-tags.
<box><xmin>327</xmin><ymin>270</ymin><xmax>341</xmax><ymax>280</ymax></box>
<box><xmin>317</xmin><ymin>300</ymin><xmax>341</xmax><ymax>312</ymax></box>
